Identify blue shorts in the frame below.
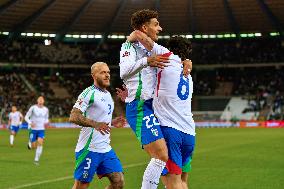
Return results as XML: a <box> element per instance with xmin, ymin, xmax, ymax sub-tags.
<box><xmin>29</xmin><ymin>130</ymin><xmax>45</xmax><ymax>142</ymax></box>
<box><xmin>74</xmin><ymin>149</ymin><xmax>123</xmax><ymax>183</ymax></box>
<box><xmin>10</xmin><ymin>125</ymin><xmax>20</xmax><ymax>133</ymax></box>
<box><xmin>126</xmin><ymin>99</ymin><xmax>164</xmax><ymax>145</ymax></box>
<box><xmin>161</xmin><ymin>127</ymin><xmax>195</xmax><ymax>175</ymax></box>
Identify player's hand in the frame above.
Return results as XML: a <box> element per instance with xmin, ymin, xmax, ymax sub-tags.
<box><xmin>116</xmin><ymin>85</ymin><xmax>128</xmax><ymax>102</ymax></box>
<box><xmin>127</xmin><ymin>30</ymin><xmax>140</xmax><ymax>42</ymax></box>
<box><xmin>31</xmin><ymin>122</ymin><xmax>36</xmax><ymax>128</ymax></box>
<box><xmin>112</xmin><ymin>116</ymin><xmax>127</xmax><ymax>128</ymax></box>
<box><xmin>147</xmin><ymin>54</ymin><xmax>169</xmax><ymax>69</ymax></box>
<box><xmin>93</xmin><ymin>122</ymin><xmax>111</xmax><ymax>135</ymax></box>
<box><xmin>182</xmin><ymin>59</ymin><xmax>192</xmax><ymax>77</ymax></box>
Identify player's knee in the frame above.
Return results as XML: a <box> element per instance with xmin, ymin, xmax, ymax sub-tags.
<box><xmin>110</xmin><ymin>175</ymin><xmax>124</xmax><ymax>189</ymax></box>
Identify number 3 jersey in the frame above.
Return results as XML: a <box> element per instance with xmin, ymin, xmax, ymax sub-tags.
<box><xmin>73</xmin><ymin>85</ymin><xmax>114</xmax><ymax>153</ymax></box>
<box><xmin>153</xmin><ymin>52</ymin><xmax>195</xmax><ymax>136</ymax></box>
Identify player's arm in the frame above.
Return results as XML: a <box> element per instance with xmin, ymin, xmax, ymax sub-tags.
<box><xmin>111</xmin><ymin>116</ymin><xmax>127</xmax><ymax>128</ymax></box>
<box><xmin>8</xmin><ymin>114</ymin><xmax>11</xmax><ymax>126</ymax></box>
<box><xmin>119</xmin><ymin>42</ymin><xmax>148</xmax><ymax>79</ymax></box>
<box><xmin>24</xmin><ymin>107</ymin><xmax>34</xmax><ymax>128</ymax></box>
<box><xmin>69</xmin><ymin>108</ymin><xmax>110</xmax><ymax>135</ymax></box>
<box><xmin>127</xmin><ymin>30</ymin><xmax>154</xmax><ymax>51</ymax></box>
<box><xmin>44</xmin><ymin>109</ymin><xmax>49</xmax><ymax>127</ymax></box>
<box><xmin>70</xmin><ymin>92</ymin><xmax>111</xmax><ymax>135</ymax></box>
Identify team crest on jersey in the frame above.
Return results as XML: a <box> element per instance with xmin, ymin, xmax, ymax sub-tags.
<box><xmin>122</xmin><ymin>51</ymin><xmax>130</xmax><ymax>57</ymax></box>
<box><xmin>151</xmin><ymin>128</ymin><xmax>159</xmax><ymax>136</ymax></box>
<box><xmin>77</xmin><ymin>98</ymin><xmax>83</xmax><ymax>106</ymax></box>
<box><xmin>83</xmin><ymin>170</ymin><xmax>88</xmax><ymax>178</ymax></box>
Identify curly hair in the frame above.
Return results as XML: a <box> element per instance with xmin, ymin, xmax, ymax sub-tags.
<box><xmin>131</xmin><ymin>9</ymin><xmax>158</xmax><ymax>30</ymax></box>
<box><xmin>167</xmin><ymin>36</ymin><xmax>192</xmax><ymax>61</ymax></box>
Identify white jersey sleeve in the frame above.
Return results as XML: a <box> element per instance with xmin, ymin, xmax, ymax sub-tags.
<box><xmin>25</xmin><ymin>106</ymin><xmax>33</xmax><ymax>125</ymax></box>
<box><xmin>119</xmin><ymin>41</ymin><xmax>148</xmax><ymax>80</ymax></box>
<box><xmin>45</xmin><ymin>109</ymin><xmax>49</xmax><ymax>124</ymax></box>
<box><xmin>73</xmin><ymin>87</ymin><xmax>93</xmax><ymax>113</ymax></box>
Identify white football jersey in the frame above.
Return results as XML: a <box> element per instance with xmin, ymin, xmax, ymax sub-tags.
<box><xmin>73</xmin><ymin>85</ymin><xmax>114</xmax><ymax>153</ymax></box>
<box><xmin>25</xmin><ymin>105</ymin><xmax>49</xmax><ymax>130</ymax></box>
<box><xmin>9</xmin><ymin>111</ymin><xmax>23</xmax><ymax>126</ymax></box>
<box><xmin>120</xmin><ymin>41</ymin><xmax>169</xmax><ymax>102</ymax></box>
<box><xmin>153</xmin><ymin>52</ymin><xmax>195</xmax><ymax>135</ymax></box>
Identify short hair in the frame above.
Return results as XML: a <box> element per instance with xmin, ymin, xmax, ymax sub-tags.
<box><xmin>131</xmin><ymin>9</ymin><xmax>158</xmax><ymax>30</ymax></box>
<box><xmin>167</xmin><ymin>36</ymin><xmax>192</xmax><ymax>61</ymax></box>
<box><xmin>91</xmin><ymin>62</ymin><xmax>107</xmax><ymax>75</ymax></box>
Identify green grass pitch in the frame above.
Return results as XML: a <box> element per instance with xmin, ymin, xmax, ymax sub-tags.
<box><xmin>0</xmin><ymin>128</ymin><xmax>283</xmax><ymax>189</ymax></box>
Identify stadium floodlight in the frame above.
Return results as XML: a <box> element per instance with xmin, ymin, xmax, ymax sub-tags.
<box><xmin>108</xmin><ymin>35</ymin><xmax>117</xmax><ymax>39</ymax></box>
<box><xmin>247</xmin><ymin>33</ymin><xmax>254</xmax><ymax>37</ymax></box>
<box><xmin>224</xmin><ymin>34</ymin><xmax>231</xmax><ymax>38</ymax></box>
<box><xmin>87</xmin><ymin>35</ymin><xmax>94</xmax><ymax>38</ymax></box>
<box><xmin>255</xmin><ymin>33</ymin><xmax>262</xmax><ymax>37</ymax></box>
<box><xmin>163</xmin><ymin>35</ymin><xmax>170</xmax><ymax>39</ymax></box>
<box><xmin>49</xmin><ymin>34</ymin><xmax>56</xmax><ymax>37</ymax></box>
<box><xmin>44</xmin><ymin>39</ymin><xmax>51</xmax><ymax>46</ymax></box>
<box><xmin>118</xmin><ymin>35</ymin><xmax>125</xmax><ymax>39</ymax></box>
<box><xmin>27</xmin><ymin>33</ymin><xmax>34</xmax><ymax>37</ymax></box>
<box><xmin>21</xmin><ymin>33</ymin><xmax>27</xmax><ymax>36</ymax></box>
<box><xmin>240</xmin><ymin>33</ymin><xmax>248</xmax><ymax>38</ymax></box>
<box><xmin>65</xmin><ymin>34</ymin><xmax>72</xmax><ymax>38</ymax></box>
<box><xmin>95</xmin><ymin>34</ymin><xmax>102</xmax><ymax>38</ymax></box>
<box><xmin>80</xmin><ymin>35</ymin><xmax>87</xmax><ymax>38</ymax></box>
<box><xmin>231</xmin><ymin>34</ymin><xmax>236</xmax><ymax>38</ymax></box>
<box><xmin>42</xmin><ymin>33</ymin><xmax>49</xmax><ymax>37</ymax></box>
<box><xmin>202</xmin><ymin>35</ymin><xmax>209</xmax><ymax>38</ymax></box>
<box><xmin>2</xmin><ymin>31</ymin><xmax>9</xmax><ymax>35</ymax></box>
<box><xmin>194</xmin><ymin>35</ymin><xmax>201</xmax><ymax>39</ymax></box>
<box><xmin>209</xmin><ymin>34</ymin><xmax>216</xmax><ymax>38</ymax></box>
<box><xmin>185</xmin><ymin>35</ymin><xmax>193</xmax><ymax>39</ymax></box>
<box><xmin>34</xmin><ymin>33</ymin><xmax>41</xmax><ymax>37</ymax></box>
<box><xmin>270</xmin><ymin>32</ymin><xmax>280</xmax><ymax>36</ymax></box>
<box><xmin>217</xmin><ymin>34</ymin><xmax>223</xmax><ymax>38</ymax></box>
<box><xmin>72</xmin><ymin>34</ymin><xmax>79</xmax><ymax>38</ymax></box>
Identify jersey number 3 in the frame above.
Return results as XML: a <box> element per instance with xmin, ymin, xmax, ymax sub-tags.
<box><xmin>177</xmin><ymin>72</ymin><xmax>189</xmax><ymax>100</ymax></box>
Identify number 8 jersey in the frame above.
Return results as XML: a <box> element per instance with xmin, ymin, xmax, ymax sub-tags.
<box><xmin>153</xmin><ymin>52</ymin><xmax>195</xmax><ymax>136</ymax></box>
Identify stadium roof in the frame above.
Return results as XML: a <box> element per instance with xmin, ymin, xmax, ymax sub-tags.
<box><xmin>0</xmin><ymin>0</ymin><xmax>283</xmax><ymax>39</ymax></box>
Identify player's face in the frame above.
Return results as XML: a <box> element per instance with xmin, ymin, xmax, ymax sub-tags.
<box><xmin>37</xmin><ymin>97</ymin><xmax>45</xmax><ymax>106</ymax></box>
<box><xmin>94</xmin><ymin>65</ymin><xmax>110</xmax><ymax>89</ymax></box>
<box><xmin>12</xmin><ymin>106</ymin><xmax>17</xmax><ymax>112</ymax></box>
<box><xmin>142</xmin><ymin>18</ymin><xmax>162</xmax><ymax>42</ymax></box>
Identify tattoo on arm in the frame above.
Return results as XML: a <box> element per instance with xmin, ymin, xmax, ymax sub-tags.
<box><xmin>69</xmin><ymin>108</ymin><xmax>95</xmax><ymax>128</ymax></box>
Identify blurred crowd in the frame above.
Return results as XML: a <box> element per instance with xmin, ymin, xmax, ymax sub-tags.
<box><xmin>0</xmin><ymin>38</ymin><xmax>283</xmax><ymax>65</ymax></box>
<box><xmin>0</xmin><ymin>37</ymin><xmax>283</xmax><ymax>122</ymax></box>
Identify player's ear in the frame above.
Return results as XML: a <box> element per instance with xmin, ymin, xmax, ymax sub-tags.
<box><xmin>141</xmin><ymin>24</ymin><xmax>147</xmax><ymax>33</ymax></box>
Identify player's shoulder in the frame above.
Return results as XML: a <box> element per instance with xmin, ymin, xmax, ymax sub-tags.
<box><xmin>80</xmin><ymin>85</ymin><xmax>96</xmax><ymax>98</ymax></box>
<box><xmin>121</xmin><ymin>41</ymin><xmax>136</xmax><ymax>51</ymax></box>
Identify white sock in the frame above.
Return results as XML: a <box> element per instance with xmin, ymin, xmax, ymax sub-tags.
<box><xmin>35</xmin><ymin>146</ymin><xmax>43</xmax><ymax>162</ymax></box>
<box><xmin>141</xmin><ymin>158</ymin><xmax>166</xmax><ymax>189</ymax></box>
<box><xmin>10</xmin><ymin>135</ymin><xmax>14</xmax><ymax>145</ymax></box>
<box><xmin>28</xmin><ymin>141</ymin><xmax>31</xmax><ymax>148</ymax></box>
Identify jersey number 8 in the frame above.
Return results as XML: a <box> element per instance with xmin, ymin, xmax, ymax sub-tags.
<box><xmin>177</xmin><ymin>72</ymin><xmax>189</xmax><ymax>100</ymax></box>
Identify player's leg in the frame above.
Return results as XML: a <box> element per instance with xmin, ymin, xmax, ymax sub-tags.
<box><xmin>34</xmin><ymin>130</ymin><xmax>45</xmax><ymax>163</ymax></box>
<box><xmin>72</xmin><ymin>180</ymin><xmax>90</xmax><ymax>189</ymax></box>
<box><xmin>160</xmin><ymin>127</ymin><xmax>184</xmax><ymax>189</ymax></box>
<box><xmin>104</xmin><ymin>172</ymin><xmax>124</xmax><ymax>189</ymax></box>
<box><xmin>181</xmin><ymin>172</ymin><xmax>189</xmax><ymax>189</ymax></box>
<box><xmin>27</xmin><ymin>128</ymin><xmax>32</xmax><ymax>149</ymax></box>
<box><xmin>126</xmin><ymin>99</ymin><xmax>168</xmax><ymax>189</ymax></box>
<box><xmin>180</xmin><ymin>134</ymin><xmax>195</xmax><ymax>189</ymax></box>
<box><xmin>96</xmin><ymin>149</ymin><xmax>124</xmax><ymax>189</ymax></box>
<box><xmin>29</xmin><ymin>130</ymin><xmax>37</xmax><ymax>149</ymax></box>
<box><xmin>9</xmin><ymin>126</ymin><xmax>17</xmax><ymax>146</ymax></box>
<box><xmin>73</xmin><ymin>150</ymin><xmax>99</xmax><ymax>189</ymax></box>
